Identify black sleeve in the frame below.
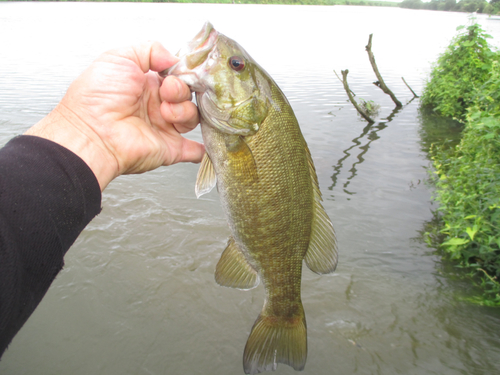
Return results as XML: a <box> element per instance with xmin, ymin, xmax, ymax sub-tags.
<box><xmin>0</xmin><ymin>135</ymin><xmax>102</xmax><ymax>357</ymax></box>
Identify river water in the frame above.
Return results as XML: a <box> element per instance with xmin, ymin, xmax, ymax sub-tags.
<box><xmin>1</xmin><ymin>2</ymin><xmax>500</xmax><ymax>375</ymax></box>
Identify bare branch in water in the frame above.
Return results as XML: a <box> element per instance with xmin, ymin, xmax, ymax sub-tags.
<box><xmin>401</xmin><ymin>77</ymin><xmax>419</xmax><ymax>98</ymax></box>
<box><xmin>334</xmin><ymin>70</ymin><xmax>355</xmax><ymax>97</ymax></box>
<box><xmin>340</xmin><ymin>69</ymin><xmax>374</xmax><ymax>124</ymax></box>
<box><xmin>365</xmin><ymin>34</ymin><xmax>402</xmax><ymax>108</ymax></box>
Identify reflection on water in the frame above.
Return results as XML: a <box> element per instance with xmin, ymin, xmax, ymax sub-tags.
<box><xmin>329</xmin><ymin>121</ymin><xmax>388</xmax><ymax>197</ymax></box>
<box><xmin>328</xmin><ymin>91</ymin><xmax>419</xmax><ymax>198</ymax></box>
<box><xmin>417</xmin><ymin>106</ymin><xmax>464</xmax><ymax>154</ymax></box>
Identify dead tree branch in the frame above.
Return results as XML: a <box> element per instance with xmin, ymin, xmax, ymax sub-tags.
<box><xmin>365</xmin><ymin>34</ymin><xmax>402</xmax><ymax>108</ymax></box>
<box><xmin>334</xmin><ymin>70</ymin><xmax>355</xmax><ymax>97</ymax></box>
<box><xmin>340</xmin><ymin>69</ymin><xmax>374</xmax><ymax>123</ymax></box>
<box><xmin>401</xmin><ymin>77</ymin><xmax>419</xmax><ymax>98</ymax></box>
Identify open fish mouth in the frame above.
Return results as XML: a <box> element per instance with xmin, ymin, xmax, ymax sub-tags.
<box><xmin>159</xmin><ymin>22</ymin><xmax>219</xmax><ymax>78</ymax></box>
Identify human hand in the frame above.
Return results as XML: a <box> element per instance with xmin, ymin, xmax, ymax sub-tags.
<box><xmin>26</xmin><ymin>41</ymin><xmax>203</xmax><ymax>191</ymax></box>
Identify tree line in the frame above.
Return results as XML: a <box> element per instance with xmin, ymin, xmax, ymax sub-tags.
<box><xmin>400</xmin><ymin>0</ymin><xmax>500</xmax><ymax>14</ymax></box>
<box><xmin>0</xmin><ymin>0</ymin><xmax>400</xmax><ymax>6</ymax></box>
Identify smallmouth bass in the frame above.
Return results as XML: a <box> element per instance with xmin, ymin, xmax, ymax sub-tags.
<box><xmin>161</xmin><ymin>23</ymin><xmax>338</xmax><ymax>374</ymax></box>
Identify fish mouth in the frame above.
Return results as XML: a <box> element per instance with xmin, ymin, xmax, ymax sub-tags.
<box><xmin>159</xmin><ymin>22</ymin><xmax>219</xmax><ymax>78</ymax></box>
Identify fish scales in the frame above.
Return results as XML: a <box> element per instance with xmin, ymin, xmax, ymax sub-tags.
<box><xmin>203</xmin><ymin>83</ymin><xmax>312</xmax><ymax>314</ymax></box>
<box><xmin>162</xmin><ymin>22</ymin><xmax>338</xmax><ymax>375</ymax></box>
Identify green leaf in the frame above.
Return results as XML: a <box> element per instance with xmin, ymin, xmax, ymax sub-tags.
<box><xmin>466</xmin><ymin>226</ymin><xmax>479</xmax><ymax>241</ymax></box>
<box><xmin>442</xmin><ymin>238</ymin><xmax>470</xmax><ymax>246</ymax></box>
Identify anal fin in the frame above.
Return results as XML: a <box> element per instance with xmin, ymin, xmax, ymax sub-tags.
<box><xmin>215</xmin><ymin>237</ymin><xmax>259</xmax><ymax>290</ymax></box>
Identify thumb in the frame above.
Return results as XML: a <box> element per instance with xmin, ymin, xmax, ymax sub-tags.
<box><xmin>171</xmin><ymin>138</ymin><xmax>205</xmax><ymax>165</ymax></box>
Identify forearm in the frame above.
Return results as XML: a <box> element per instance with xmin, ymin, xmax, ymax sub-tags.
<box><xmin>0</xmin><ymin>135</ymin><xmax>102</xmax><ymax>357</ymax></box>
<box><xmin>25</xmin><ymin>103</ymin><xmax>119</xmax><ymax>191</ymax></box>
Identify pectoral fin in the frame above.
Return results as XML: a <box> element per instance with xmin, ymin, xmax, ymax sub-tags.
<box><xmin>195</xmin><ymin>153</ymin><xmax>217</xmax><ymax>198</ymax></box>
<box><xmin>304</xmin><ymin>147</ymin><xmax>338</xmax><ymax>274</ymax></box>
<box><xmin>224</xmin><ymin>136</ymin><xmax>258</xmax><ymax>185</ymax></box>
<box><xmin>215</xmin><ymin>237</ymin><xmax>259</xmax><ymax>290</ymax></box>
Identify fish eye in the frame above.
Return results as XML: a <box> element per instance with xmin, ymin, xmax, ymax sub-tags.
<box><xmin>229</xmin><ymin>56</ymin><xmax>246</xmax><ymax>72</ymax></box>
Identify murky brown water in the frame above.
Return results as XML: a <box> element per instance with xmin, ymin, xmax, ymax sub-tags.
<box><xmin>1</xmin><ymin>3</ymin><xmax>500</xmax><ymax>374</ymax></box>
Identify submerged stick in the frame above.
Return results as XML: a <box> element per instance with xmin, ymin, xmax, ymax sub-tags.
<box><xmin>334</xmin><ymin>70</ymin><xmax>355</xmax><ymax>96</ymax></box>
<box><xmin>365</xmin><ymin>34</ymin><xmax>402</xmax><ymax>108</ymax></box>
<box><xmin>401</xmin><ymin>77</ymin><xmax>419</xmax><ymax>98</ymax></box>
<box><xmin>340</xmin><ymin>69</ymin><xmax>374</xmax><ymax>123</ymax></box>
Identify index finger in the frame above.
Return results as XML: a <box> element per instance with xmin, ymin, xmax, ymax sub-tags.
<box><xmin>103</xmin><ymin>41</ymin><xmax>179</xmax><ymax>74</ymax></box>
<box><xmin>160</xmin><ymin>76</ymin><xmax>193</xmax><ymax>103</ymax></box>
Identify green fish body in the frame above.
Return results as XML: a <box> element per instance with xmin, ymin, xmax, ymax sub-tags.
<box><xmin>163</xmin><ymin>23</ymin><xmax>338</xmax><ymax>374</ymax></box>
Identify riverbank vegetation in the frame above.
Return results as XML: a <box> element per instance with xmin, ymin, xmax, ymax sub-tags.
<box><xmin>0</xmin><ymin>0</ymin><xmax>400</xmax><ymax>6</ymax></box>
<box><xmin>421</xmin><ymin>22</ymin><xmax>500</xmax><ymax>306</ymax></box>
<box><xmin>152</xmin><ymin>0</ymin><xmax>399</xmax><ymax>5</ymax></box>
<box><xmin>400</xmin><ymin>0</ymin><xmax>500</xmax><ymax>15</ymax></box>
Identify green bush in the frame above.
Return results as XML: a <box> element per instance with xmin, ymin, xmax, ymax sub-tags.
<box><xmin>431</xmin><ymin>116</ymin><xmax>500</xmax><ymax>305</ymax></box>
<box><xmin>421</xmin><ymin>23</ymin><xmax>498</xmax><ymax>120</ymax></box>
<box><xmin>425</xmin><ymin>24</ymin><xmax>500</xmax><ymax>305</ymax></box>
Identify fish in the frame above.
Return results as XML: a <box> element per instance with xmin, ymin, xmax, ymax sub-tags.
<box><xmin>161</xmin><ymin>22</ymin><xmax>338</xmax><ymax>374</ymax></box>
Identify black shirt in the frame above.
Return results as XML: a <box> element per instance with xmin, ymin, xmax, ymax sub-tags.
<box><xmin>0</xmin><ymin>135</ymin><xmax>101</xmax><ymax>358</ymax></box>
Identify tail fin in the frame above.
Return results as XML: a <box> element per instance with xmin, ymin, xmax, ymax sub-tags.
<box><xmin>243</xmin><ymin>309</ymin><xmax>307</xmax><ymax>374</ymax></box>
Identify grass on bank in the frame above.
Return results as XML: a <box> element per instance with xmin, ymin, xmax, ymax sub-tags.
<box><xmin>421</xmin><ymin>22</ymin><xmax>500</xmax><ymax>306</ymax></box>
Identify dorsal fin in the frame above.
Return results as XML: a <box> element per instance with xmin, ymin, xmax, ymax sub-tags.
<box><xmin>304</xmin><ymin>146</ymin><xmax>338</xmax><ymax>274</ymax></box>
<box><xmin>215</xmin><ymin>237</ymin><xmax>260</xmax><ymax>290</ymax></box>
<box><xmin>195</xmin><ymin>152</ymin><xmax>217</xmax><ymax>198</ymax></box>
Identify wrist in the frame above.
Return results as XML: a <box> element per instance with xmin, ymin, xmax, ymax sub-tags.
<box><xmin>25</xmin><ymin>104</ymin><xmax>118</xmax><ymax>191</ymax></box>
